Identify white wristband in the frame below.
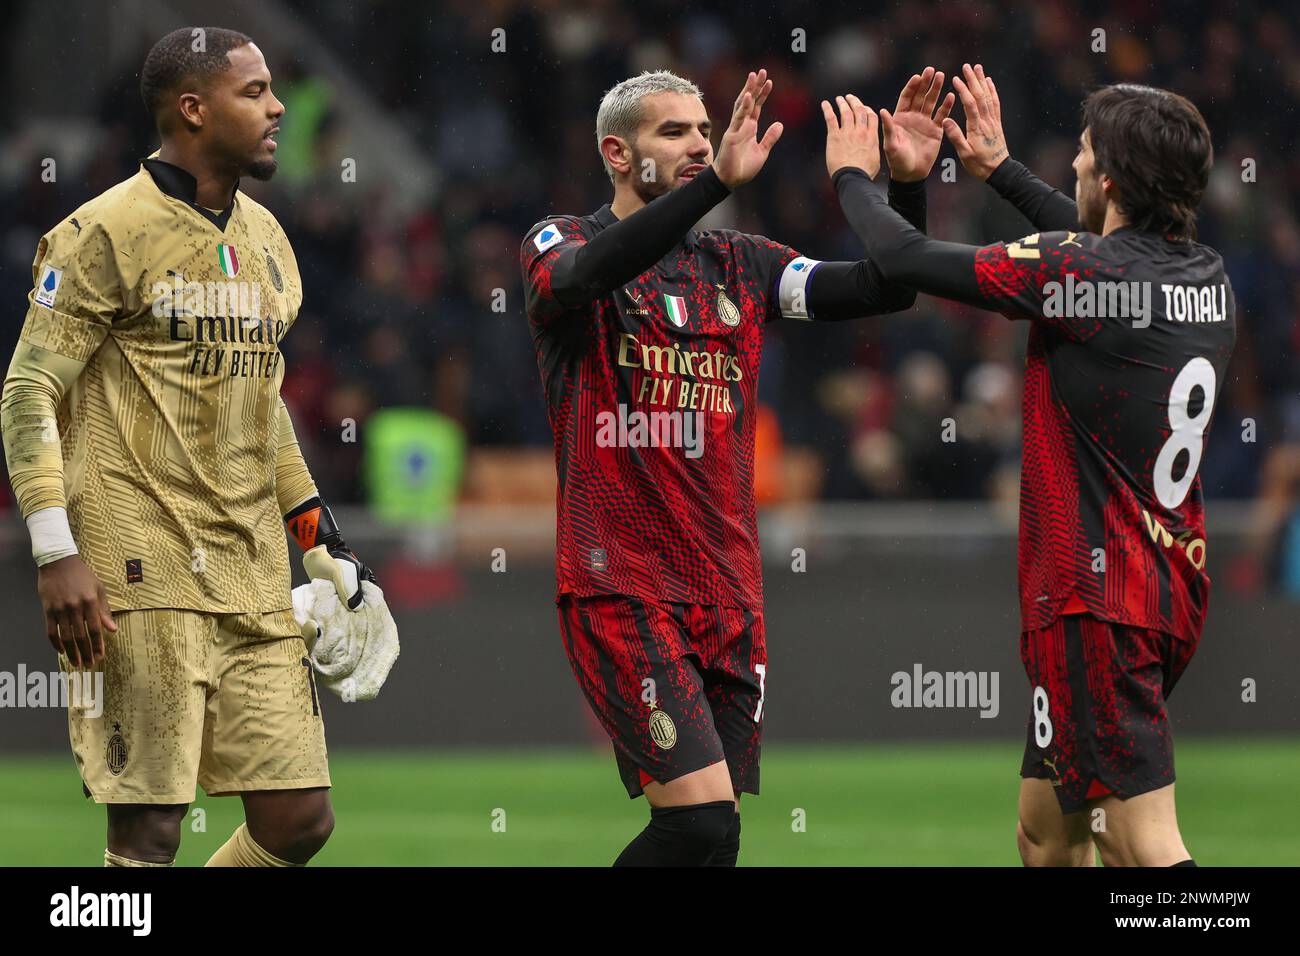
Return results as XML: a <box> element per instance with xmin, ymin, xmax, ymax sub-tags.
<box><xmin>27</xmin><ymin>506</ymin><xmax>79</xmax><ymax>567</ymax></box>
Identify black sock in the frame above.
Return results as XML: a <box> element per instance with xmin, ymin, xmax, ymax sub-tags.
<box><xmin>705</xmin><ymin>812</ymin><xmax>741</xmax><ymax>867</ymax></box>
<box><xmin>613</xmin><ymin>800</ymin><xmax>735</xmax><ymax>867</ymax></box>
<box><xmin>1172</xmin><ymin>859</ymin><xmax>1197</xmax><ymax>867</ymax></box>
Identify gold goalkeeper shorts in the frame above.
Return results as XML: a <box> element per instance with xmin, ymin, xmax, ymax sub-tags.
<box><xmin>65</xmin><ymin>607</ymin><xmax>331</xmax><ymax>804</ymax></box>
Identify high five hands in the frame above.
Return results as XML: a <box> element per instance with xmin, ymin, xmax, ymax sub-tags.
<box><xmin>714</xmin><ymin>68</ymin><xmax>785</xmax><ymax>190</ymax></box>
<box><xmin>716</xmin><ymin>63</ymin><xmax>1008</xmax><ymax>188</ymax></box>
<box><xmin>945</xmin><ymin>63</ymin><xmax>1010</xmax><ymax>180</ymax></box>
<box><xmin>824</xmin><ymin>64</ymin><xmax>1007</xmax><ymax>182</ymax></box>
<box><xmin>881</xmin><ymin>67</ymin><xmax>955</xmax><ymax>182</ymax></box>
<box><xmin>822</xmin><ymin>93</ymin><xmax>881</xmax><ymax>180</ymax></box>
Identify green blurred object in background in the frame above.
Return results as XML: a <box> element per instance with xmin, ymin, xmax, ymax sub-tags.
<box><xmin>363</xmin><ymin>407</ymin><xmax>465</xmax><ymax>525</ymax></box>
<box><xmin>272</xmin><ymin>71</ymin><xmax>334</xmax><ymax>185</ymax></box>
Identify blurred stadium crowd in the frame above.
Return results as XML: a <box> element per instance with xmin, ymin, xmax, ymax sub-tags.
<box><xmin>1</xmin><ymin>1</ymin><xmax>1297</xmax><ymax>586</ymax></box>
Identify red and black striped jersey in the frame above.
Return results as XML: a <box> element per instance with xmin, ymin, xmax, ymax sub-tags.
<box><xmin>521</xmin><ymin>204</ymin><xmax>814</xmax><ymax>611</ymax></box>
<box><xmin>974</xmin><ymin>227</ymin><xmax>1237</xmax><ymax>637</ymax></box>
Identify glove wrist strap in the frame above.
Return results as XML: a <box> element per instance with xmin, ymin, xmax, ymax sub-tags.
<box><xmin>284</xmin><ymin>496</ymin><xmax>344</xmax><ymax>551</ymax></box>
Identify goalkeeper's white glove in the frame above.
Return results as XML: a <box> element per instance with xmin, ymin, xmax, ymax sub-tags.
<box><xmin>286</xmin><ymin>496</ymin><xmax>398</xmax><ymax>700</ymax></box>
<box><xmin>284</xmin><ymin>496</ymin><xmax>376</xmax><ymax>610</ymax></box>
<box><xmin>291</xmin><ymin>577</ymin><xmax>399</xmax><ymax>701</ymax></box>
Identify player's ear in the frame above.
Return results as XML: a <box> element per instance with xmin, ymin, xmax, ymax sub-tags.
<box><xmin>176</xmin><ymin>92</ymin><xmax>205</xmax><ymax>131</ymax></box>
<box><xmin>600</xmin><ymin>135</ymin><xmax>633</xmax><ymax>178</ymax></box>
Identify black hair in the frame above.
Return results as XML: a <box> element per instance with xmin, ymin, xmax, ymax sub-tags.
<box><xmin>140</xmin><ymin>27</ymin><xmax>253</xmax><ymax>130</ymax></box>
<box><xmin>1082</xmin><ymin>84</ymin><xmax>1213</xmax><ymax>240</ymax></box>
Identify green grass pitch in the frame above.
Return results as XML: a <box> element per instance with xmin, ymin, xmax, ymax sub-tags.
<box><xmin>2</xmin><ymin>739</ymin><xmax>1296</xmax><ymax>866</ymax></box>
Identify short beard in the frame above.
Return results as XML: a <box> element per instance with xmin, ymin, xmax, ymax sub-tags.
<box><xmin>247</xmin><ymin>158</ymin><xmax>278</xmax><ymax>181</ymax></box>
<box><xmin>629</xmin><ymin>146</ymin><xmax>674</xmax><ymax>204</ymax></box>
<box><xmin>1076</xmin><ymin>180</ymin><xmax>1105</xmax><ymax>233</ymax></box>
<box><xmin>1081</xmin><ymin>197</ymin><xmax>1106</xmax><ymax>233</ymax></box>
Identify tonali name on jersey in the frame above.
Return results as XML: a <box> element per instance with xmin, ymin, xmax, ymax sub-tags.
<box><xmin>974</xmin><ymin>227</ymin><xmax>1237</xmax><ymax>637</ymax></box>
<box><xmin>522</xmin><ymin>206</ymin><xmax>815</xmax><ymax>611</ymax></box>
<box><xmin>1157</xmin><ymin>282</ymin><xmax>1230</xmax><ymax>323</ymax></box>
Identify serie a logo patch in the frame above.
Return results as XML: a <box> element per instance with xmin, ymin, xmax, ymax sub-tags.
<box><xmin>125</xmin><ymin>558</ymin><xmax>143</xmax><ymax>584</ymax></box>
<box><xmin>533</xmin><ymin>225</ymin><xmax>564</xmax><ymax>253</ymax></box>
<box><xmin>34</xmin><ymin>264</ymin><xmax>62</xmax><ymax>308</ymax></box>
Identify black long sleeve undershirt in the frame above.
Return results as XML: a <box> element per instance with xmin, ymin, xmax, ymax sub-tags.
<box><xmin>548</xmin><ymin>164</ymin><xmax>925</xmax><ymax>320</ymax></box>
<box><xmin>550</xmin><ymin>165</ymin><xmax>734</xmax><ymax>308</ymax></box>
<box><xmin>985</xmin><ymin>157</ymin><xmax>1079</xmax><ymax>233</ymax></box>
<box><xmin>805</xmin><ymin>177</ymin><xmax>927</xmax><ymax>320</ymax></box>
<box><xmin>832</xmin><ymin>166</ymin><xmax>989</xmax><ymax>307</ymax></box>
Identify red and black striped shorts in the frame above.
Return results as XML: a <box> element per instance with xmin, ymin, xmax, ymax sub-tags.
<box><xmin>557</xmin><ymin>593</ymin><xmax>766</xmax><ymax>798</ymax></box>
<box><xmin>1020</xmin><ymin>613</ymin><xmax>1199</xmax><ymax>813</ymax></box>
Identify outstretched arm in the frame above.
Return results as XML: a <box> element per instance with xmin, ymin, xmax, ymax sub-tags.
<box><xmin>945</xmin><ymin>63</ymin><xmax>1078</xmax><ymax>232</ymax></box>
<box><xmin>813</xmin><ymin>85</ymin><xmax>984</xmax><ymax>309</ymax></box>
<box><xmin>531</xmin><ymin>170</ymin><xmax>730</xmax><ymax>310</ymax></box>
<box><xmin>832</xmin><ymin>166</ymin><xmax>986</xmax><ymax>306</ymax></box>
<box><xmin>832</xmin><ymin>162</ymin><xmax>1110</xmax><ymax>348</ymax></box>
<box><xmin>798</xmin><ymin>73</ymin><xmax>956</xmax><ymax>322</ymax></box>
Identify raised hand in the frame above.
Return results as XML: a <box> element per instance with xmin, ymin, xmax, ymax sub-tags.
<box><xmin>822</xmin><ymin>93</ymin><xmax>880</xmax><ymax>180</ymax></box>
<box><xmin>944</xmin><ymin>62</ymin><xmax>1010</xmax><ymax>181</ymax></box>
<box><xmin>881</xmin><ymin>66</ymin><xmax>955</xmax><ymax>183</ymax></box>
<box><xmin>713</xmin><ymin>68</ymin><xmax>784</xmax><ymax>189</ymax></box>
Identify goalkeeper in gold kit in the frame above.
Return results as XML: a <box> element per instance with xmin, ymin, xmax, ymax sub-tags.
<box><xmin>0</xmin><ymin>28</ymin><xmax>381</xmax><ymax>866</ymax></box>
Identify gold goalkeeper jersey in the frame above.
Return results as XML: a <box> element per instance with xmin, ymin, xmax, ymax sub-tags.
<box><xmin>2</xmin><ymin>157</ymin><xmax>307</xmax><ymax>613</ymax></box>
